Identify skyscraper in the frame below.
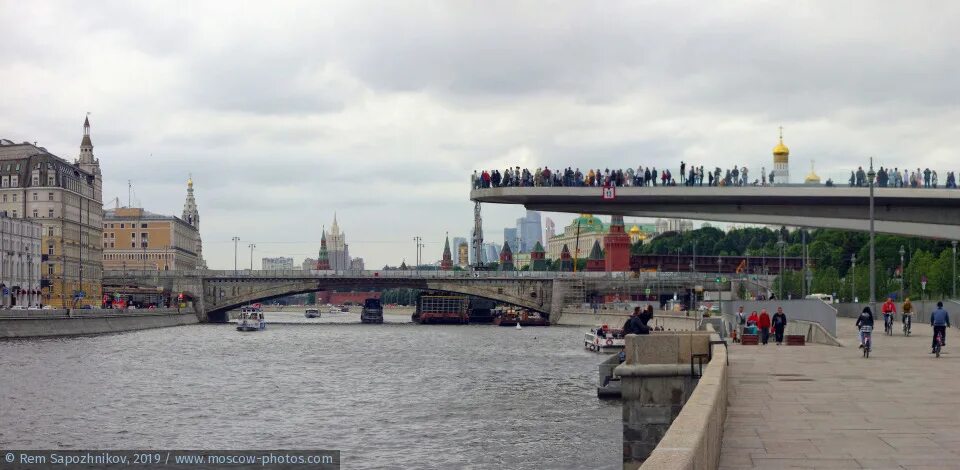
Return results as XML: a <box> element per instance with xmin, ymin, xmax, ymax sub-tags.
<box><xmin>517</xmin><ymin>210</ymin><xmax>543</xmax><ymax>253</ymax></box>
<box><xmin>326</xmin><ymin>213</ymin><xmax>350</xmax><ymax>270</ymax></box>
<box><xmin>503</xmin><ymin>228</ymin><xmax>518</xmax><ymax>253</ymax></box>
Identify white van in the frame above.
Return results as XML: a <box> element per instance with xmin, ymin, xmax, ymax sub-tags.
<box><xmin>805</xmin><ymin>293</ymin><xmax>834</xmax><ymax>304</ymax></box>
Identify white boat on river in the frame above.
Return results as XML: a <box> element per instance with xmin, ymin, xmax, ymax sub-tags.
<box><xmin>584</xmin><ymin>326</ymin><xmax>625</xmax><ymax>353</ymax></box>
<box><xmin>236</xmin><ymin>306</ymin><xmax>266</xmax><ymax>331</ymax></box>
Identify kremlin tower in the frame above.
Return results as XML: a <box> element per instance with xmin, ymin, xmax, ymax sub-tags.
<box><xmin>586</xmin><ymin>240</ymin><xmax>605</xmax><ymax>272</ymax></box>
<box><xmin>559</xmin><ymin>244</ymin><xmax>573</xmax><ymax>272</ymax></box>
<box><xmin>316</xmin><ymin>230</ymin><xmax>331</xmax><ymax>270</ymax></box>
<box><xmin>499</xmin><ymin>241</ymin><xmax>514</xmax><ymax>271</ymax></box>
<box><xmin>441</xmin><ymin>234</ymin><xmax>453</xmax><ymax>271</ymax></box>
<box><xmin>603</xmin><ymin>215</ymin><xmax>631</xmax><ymax>271</ymax></box>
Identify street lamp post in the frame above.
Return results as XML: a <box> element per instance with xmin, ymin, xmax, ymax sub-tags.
<box><xmin>716</xmin><ymin>256</ymin><xmax>722</xmax><ymax>315</ymax></box>
<box><xmin>232</xmin><ymin>237</ymin><xmax>240</xmax><ymax>273</ymax></box>
<box><xmin>851</xmin><ymin>253</ymin><xmax>857</xmax><ymax>303</ymax></box>
<box><xmin>776</xmin><ymin>231</ymin><xmax>785</xmax><ymax>300</ymax></box>
<box><xmin>801</xmin><ymin>229</ymin><xmax>807</xmax><ymax>297</ymax></box>
<box><xmin>899</xmin><ymin>245</ymin><xmax>905</xmax><ymax>303</ymax></box>
<box><xmin>248</xmin><ymin>243</ymin><xmax>256</xmax><ymax>270</ymax></box>
<box><xmin>868</xmin><ymin>158</ymin><xmax>877</xmax><ymax>315</ymax></box>
<box><xmin>953</xmin><ymin>240</ymin><xmax>957</xmax><ymax>299</ymax></box>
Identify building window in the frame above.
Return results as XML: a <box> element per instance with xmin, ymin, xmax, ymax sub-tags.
<box><xmin>47</xmin><ymin>227</ymin><xmax>53</xmax><ymax>236</ymax></box>
<box><xmin>48</xmin><ymin>209</ymin><xmax>53</xmax><ymax>218</ymax></box>
<box><xmin>47</xmin><ymin>175</ymin><xmax>54</xmax><ymax>186</ymax></box>
<box><xmin>103</xmin><ymin>241</ymin><xmax>107</xmax><ymax>248</ymax></box>
<box><xmin>141</xmin><ymin>232</ymin><xmax>148</xmax><ymax>239</ymax></box>
<box><xmin>47</xmin><ymin>244</ymin><xmax>53</xmax><ymax>255</ymax></box>
<box><xmin>11</xmin><ymin>194</ymin><xmax>16</xmax><ymax>202</ymax></box>
<box><xmin>120</xmin><ymin>224</ymin><xmax>124</xmax><ymax>228</ymax></box>
<box><xmin>110</xmin><ymin>242</ymin><xmax>114</xmax><ymax>248</ymax></box>
<box><xmin>110</xmin><ymin>233</ymin><xmax>114</xmax><ymax>238</ymax></box>
<box><xmin>142</xmin><ymin>223</ymin><xmax>148</xmax><ymax>228</ymax></box>
<box><xmin>131</xmin><ymin>242</ymin><xmax>135</xmax><ymax>248</ymax></box>
<box><xmin>32</xmin><ymin>192</ymin><xmax>37</xmax><ymax>201</ymax></box>
<box><xmin>32</xmin><ymin>209</ymin><xmax>37</xmax><ymax>218</ymax></box>
<box><xmin>11</xmin><ymin>176</ymin><xmax>18</xmax><ymax>187</ymax></box>
<box><xmin>131</xmin><ymin>232</ymin><xmax>135</xmax><ymax>239</ymax></box>
<box><xmin>141</xmin><ymin>242</ymin><xmax>148</xmax><ymax>248</ymax></box>
<box><xmin>32</xmin><ymin>176</ymin><xmax>38</xmax><ymax>185</ymax></box>
<box><xmin>48</xmin><ymin>264</ymin><xmax>54</xmax><ymax>275</ymax></box>
<box><xmin>11</xmin><ymin>210</ymin><xmax>16</xmax><ymax>218</ymax></box>
<box><xmin>48</xmin><ymin>193</ymin><xmax>53</xmax><ymax>201</ymax></box>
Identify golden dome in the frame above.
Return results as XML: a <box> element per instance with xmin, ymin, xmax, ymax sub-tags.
<box><xmin>772</xmin><ymin>126</ymin><xmax>789</xmax><ymax>163</ymax></box>
<box><xmin>629</xmin><ymin>225</ymin><xmax>641</xmax><ymax>234</ymax></box>
<box><xmin>804</xmin><ymin>161</ymin><xmax>820</xmax><ymax>184</ymax></box>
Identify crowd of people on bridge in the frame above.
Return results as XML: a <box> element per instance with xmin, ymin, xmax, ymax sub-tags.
<box><xmin>471</xmin><ymin>164</ymin><xmax>960</xmax><ymax>189</ymax></box>
<box><xmin>848</xmin><ymin>166</ymin><xmax>959</xmax><ymax>189</ymax></box>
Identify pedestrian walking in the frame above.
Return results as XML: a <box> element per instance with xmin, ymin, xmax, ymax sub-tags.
<box><xmin>758</xmin><ymin>309</ymin><xmax>772</xmax><ymax>345</ymax></box>
<box><xmin>772</xmin><ymin>306</ymin><xmax>787</xmax><ymax>345</ymax></box>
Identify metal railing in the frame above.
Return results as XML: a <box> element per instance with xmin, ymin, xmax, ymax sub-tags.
<box><xmin>103</xmin><ymin>269</ymin><xmax>744</xmax><ymax>283</ymax></box>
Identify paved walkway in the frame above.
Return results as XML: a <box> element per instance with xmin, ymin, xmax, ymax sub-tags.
<box><xmin>720</xmin><ymin>320</ymin><xmax>960</xmax><ymax>469</ymax></box>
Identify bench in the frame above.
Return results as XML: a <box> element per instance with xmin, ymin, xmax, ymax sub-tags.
<box><xmin>786</xmin><ymin>335</ymin><xmax>806</xmax><ymax>346</ymax></box>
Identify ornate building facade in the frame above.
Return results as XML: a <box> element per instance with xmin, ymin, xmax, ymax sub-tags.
<box><xmin>0</xmin><ymin>116</ymin><xmax>104</xmax><ymax>308</ymax></box>
<box><xmin>102</xmin><ymin>207</ymin><xmax>203</xmax><ymax>271</ymax></box>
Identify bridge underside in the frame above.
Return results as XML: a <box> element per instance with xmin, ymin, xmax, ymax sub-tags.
<box><xmin>472</xmin><ymin>187</ymin><xmax>960</xmax><ymax>239</ymax></box>
<box><xmin>104</xmin><ymin>275</ymin><xmax>556</xmax><ymax>322</ymax></box>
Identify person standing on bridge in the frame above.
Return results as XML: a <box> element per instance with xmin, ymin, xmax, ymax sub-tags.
<box><xmin>772</xmin><ymin>307</ymin><xmax>787</xmax><ymax>345</ymax></box>
<box><xmin>758</xmin><ymin>309</ymin><xmax>772</xmax><ymax>345</ymax></box>
<box><xmin>930</xmin><ymin>301</ymin><xmax>950</xmax><ymax>353</ymax></box>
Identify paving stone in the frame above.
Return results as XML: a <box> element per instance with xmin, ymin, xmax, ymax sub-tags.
<box><xmin>720</xmin><ymin>322</ymin><xmax>960</xmax><ymax>469</ymax></box>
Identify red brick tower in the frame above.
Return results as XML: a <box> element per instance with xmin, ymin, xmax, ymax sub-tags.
<box><xmin>441</xmin><ymin>234</ymin><xmax>453</xmax><ymax>271</ymax></box>
<box><xmin>604</xmin><ymin>215</ymin><xmax>631</xmax><ymax>271</ymax></box>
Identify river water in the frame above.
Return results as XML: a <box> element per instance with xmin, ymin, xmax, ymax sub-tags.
<box><xmin>0</xmin><ymin>311</ymin><xmax>621</xmax><ymax>469</ymax></box>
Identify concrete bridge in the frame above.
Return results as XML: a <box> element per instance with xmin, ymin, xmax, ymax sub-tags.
<box><xmin>470</xmin><ymin>185</ymin><xmax>960</xmax><ymax>239</ymax></box>
<box><xmin>104</xmin><ymin>269</ymin><xmax>714</xmax><ymax>323</ymax></box>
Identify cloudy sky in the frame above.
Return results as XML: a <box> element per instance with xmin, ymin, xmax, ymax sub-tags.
<box><xmin>3</xmin><ymin>1</ymin><xmax>959</xmax><ymax>269</ymax></box>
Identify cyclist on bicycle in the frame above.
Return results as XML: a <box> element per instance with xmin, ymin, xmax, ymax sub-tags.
<box><xmin>881</xmin><ymin>297</ymin><xmax>896</xmax><ymax>333</ymax></box>
<box><xmin>902</xmin><ymin>297</ymin><xmax>913</xmax><ymax>332</ymax></box>
<box><xmin>856</xmin><ymin>306</ymin><xmax>874</xmax><ymax>349</ymax></box>
<box><xmin>930</xmin><ymin>301</ymin><xmax>951</xmax><ymax>354</ymax></box>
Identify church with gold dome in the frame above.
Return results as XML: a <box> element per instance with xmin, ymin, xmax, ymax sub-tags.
<box><xmin>772</xmin><ymin>127</ymin><xmax>790</xmax><ymax>184</ymax></box>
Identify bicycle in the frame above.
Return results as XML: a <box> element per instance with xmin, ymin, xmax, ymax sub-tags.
<box><xmin>934</xmin><ymin>330</ymin><xmax>944</xmax><ymax>358</ymax></box>
<box><xmin>902</xmin><ymin>315</ymin><xmax>912</xmax><ymax>336</ymax></box>
<box><xmin>884</xmin><ymin>314</ymin><xmax>893</xmax><ymax>335</ymax></box>
<box><xmin>861</xmin><ymin>325</ymin><xmax>873</xmax><ymax>358</ymax></box>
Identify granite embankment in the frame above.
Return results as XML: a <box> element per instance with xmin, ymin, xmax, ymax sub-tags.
<box><xmin>0</xmin><ymin>309</ymin><xmax>198</xmax><ymax>339</ymax></box>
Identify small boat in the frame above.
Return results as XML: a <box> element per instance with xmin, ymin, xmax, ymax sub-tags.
<box><xmin>304</xmin><ymin>308</ymin><xmax>320</xmax><ymax>318</ymax></box>
<box><xmin>493</xmin><ymin>308</ymin><xmax>550</xmax><ymax>327</ymax></box>
<box><xmin>584</xmin><ymin>325</ymin><xmax>624</xmax><ymax>352</ymax></box>
<box><xmin>237</xmin><ymin>306</ymin><xmax>266</xmax><ymax>331</ymax></box>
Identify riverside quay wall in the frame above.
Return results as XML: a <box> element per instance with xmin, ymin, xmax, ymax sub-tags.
<box><xmin>0</xmin><ymin>309</ymin><xmax>198</xmax><ymax>339</ymax></box>
<box><xmin>615</xmin><ymin>329</ymin><xmax>728</xmax><ymax>470</ymax></box>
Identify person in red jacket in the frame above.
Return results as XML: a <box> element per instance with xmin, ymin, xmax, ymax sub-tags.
<box><xmin>881</xmin><ymin>297</ymin><xmax>897</xmax><ymax>334</ymax></box>
<box><xmin>758</xmin><ymin>309</ymin><xmax>772</xmax><ymax>345</ymax></box>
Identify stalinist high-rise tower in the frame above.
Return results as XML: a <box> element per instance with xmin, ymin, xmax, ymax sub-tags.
<box><xmin>326</xmin><ymin>213</ymin><xmax>350</xmax><ymax>270</ymax></box>
<box><xmin>772</xmin><ymin>127</ymin><xmax>790</xmax><ymax>184</ymax></box>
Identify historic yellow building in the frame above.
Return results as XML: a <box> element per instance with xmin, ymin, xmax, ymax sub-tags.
<box><xmin>0</xmin><ymin>117</ymin><xmax>104</xmax><ymax>308</ymax></box>
<box><xmin>102</xmin><ymin>205</ymin><xmax>203</xmax><ymax>272</ymax></box>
